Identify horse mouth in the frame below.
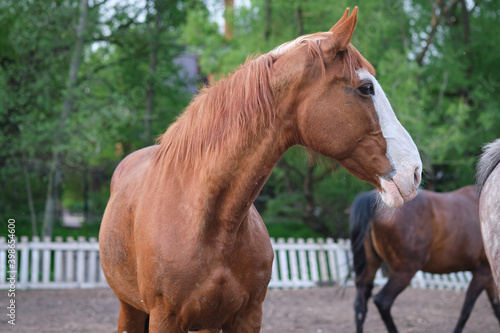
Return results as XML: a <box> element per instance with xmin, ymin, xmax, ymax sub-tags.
<box><xmin>379</xmin><ymin>177</ymin><xmax>416</xmax><ymax>208</ymax></box>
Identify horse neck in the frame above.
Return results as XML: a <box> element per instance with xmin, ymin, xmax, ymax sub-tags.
<box><xmin>195</xmin><ymin>121</ymin><xmax>292</xmax><ymax>242</ymax></box>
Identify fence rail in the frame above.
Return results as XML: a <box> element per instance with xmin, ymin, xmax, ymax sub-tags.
<box><xmin>0</xmin><ymin>236</ymin><xmax>473</xmax><ymax>291</ymax></box>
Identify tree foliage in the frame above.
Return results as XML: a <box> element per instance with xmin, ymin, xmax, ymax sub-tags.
<box><xmin>1</xmin><ymin>0</ymin><xmax>499</xmax><ymax>238</ymax></box>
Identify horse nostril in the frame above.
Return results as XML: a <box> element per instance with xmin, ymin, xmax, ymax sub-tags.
<box><xmin>414</xmin><ymin>167</ymin><xmax>421</xmax><ymax>187</ymax></box>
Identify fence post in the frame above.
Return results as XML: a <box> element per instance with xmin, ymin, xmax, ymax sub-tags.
<box><xmin>42</xmin><ymin>236</ymin><xmax>51</xmax><ymax>284</ymax></box>
<box><xmin>412</xmin><ymin>271</ymin><xmax>426</xmax><ymax>289</ymax></box>
<box><xmin>19</xmin><ymin>236</ymin><xmax>29</xmax><ymax>289</ymax></box>
<box><xmin>336</xmin><ymin>239</ymin><xmax>349</xmax><ymax>283</ymax></box>
<box><xmin>326</xmin><ymin>238</ymin><xmax>339</xmax><ymax>283</ymax></box>
<box><xmin>297</xmin><ymin>238</ymin><xmax>309</xmax><ymax>284</ymax></box>
<box><xmin>287</xmin><ymin>238</ymin><xmax>299</xmax><ymax>287</ymax></box>
<box><xmin>269</xmin><ymin>238</ymin><xmax>278</xmax><ymax>286</ymax></box>
<box><xmin>88</xmin><ymin>237</ymin><xmax>98</xmax><ymax>287</ymax></box>
<box><xmin>77</xmin><ymin>237</ymin><xmax>86</xmax><ymax>286</ymax></box>
<box><xmin>316</xmin><ymin>238</ymin><xmax>329</xmax><ymax>282</ymax></box>
<box><xmin>65</xmin><ymin>237</ymin><xmax>75</xmax><ymax>282</ymax></box>
<box><xmin>98</xmin><ymin>258</ymin><xmax>106</xmax><ymax>285</ymax></box>
<box><xmin>0</xmin><ymin>237</ymin><xmax>5</xmax><ymax>284</ymax></box>
<box><xmin>277</xmin><ymin>238</ymin><xmax>289</xmax><ymax>287</ymax></box>
<box><xmin>307</xmin><ymin>238</ymin><xmax>319</xmax><ymax>282</ymax></box>
<box><xmin>30</xmin><ymin>236</ymin><xmax>40</xmax><ymax>287</ymax></box>
<box><xmin>54</xmin><ymin>237</ymin><xmax>63</xmax><ymax>283</ymax></box>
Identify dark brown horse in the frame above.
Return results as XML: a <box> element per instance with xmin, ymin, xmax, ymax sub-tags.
<box><xmin>100</xmin><ymin>7</ymin><xmax>422</xmax><ymax>333</ymax></box>
<box><xmin>478</xmin><ymin>138</ymin><xmax>500</xmax><ymax>292</ymax></box>
<box><xmin>350</xmin><ymin>185</ymin><xmax>500</xmax><ymax>333</ymax></box>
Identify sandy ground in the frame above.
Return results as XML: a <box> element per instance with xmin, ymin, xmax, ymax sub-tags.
<box><xmin>1</xmin><ymin>286</ymin><xmax>499</xmax><ymax>332</ymax></box>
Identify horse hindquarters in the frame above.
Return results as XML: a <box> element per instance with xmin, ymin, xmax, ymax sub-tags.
<box><xmin>350</xmin><ymin>191</ymin><xmax>381</xmax><ymax>332</ymax></box>
<box><xmin>354</xmin><ymin>236</ymin><xmax>382</xmax><ymax>333</ymax></box>
<box><xmin>484</xmin><ymin>278</ymin><xmax>500</xmax><ymax>325</ymax></box>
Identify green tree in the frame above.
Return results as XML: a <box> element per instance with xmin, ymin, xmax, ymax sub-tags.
<box><xmin>0</xmin><ymin>0</ymin><xmax>201</xmax><ymax>238</ymax></box>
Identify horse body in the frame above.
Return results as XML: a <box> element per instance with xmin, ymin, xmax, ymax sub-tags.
<box><xmin>351</xmin><ymin>186</ymin><xmax>500</xmax><ymax>333</ymax></box>
<box><xmin>421</xmin><ymin>188</ymin><xmax>484</xmax><ymax>273</ymax></box>
<box><xmin>101</xmin><ymin>7</ymin><xmax>422</xmax><ymax>333</ymax></box>
<box><xmin>101</xmin><ymin>141</ymin><xmax>277</xmax><ymax>331</ymax></box>
<box><xmin>477</xmin><ymin>138</ymin><xmax>500</xmax><ymax>292</ymax></box>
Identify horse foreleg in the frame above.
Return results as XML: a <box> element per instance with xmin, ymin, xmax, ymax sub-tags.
<box><xmin>453</xmin><ymin>267</ymin><xmax>491</xmax><ymax>333</ymax></box>
<box><xmin>485</xmin><ymin>277</ymin><xmax>500</xmax><ymax>326</ymax></box>
<box><xmin>373</xmin><ymin>271</ymin><xmax>415</xmax><ymax>333</ymax></box>
<box><xmin>118</xmin><ymin>300</ymin><xmax>150</xmax><ymax>333</ymax></box>
<box><xmin>354</xmin><ymin>246</ymin><xmax>382</xmax><ymax>333</ymax></box>
<box><xmin>222</xmin><ymin>291</ymin><xmax>266</xmax><ymax>333</ymax></box>
<box><xmin>148</xmin><ymin>306</ymin><xmax>186</xmax><ymax>333</ymax></box>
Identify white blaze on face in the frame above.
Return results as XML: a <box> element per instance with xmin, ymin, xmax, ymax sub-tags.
<box><xmin>356</xmin><ymin>68</ymin><xmax>422</xmax><ymax>207</ymax></box>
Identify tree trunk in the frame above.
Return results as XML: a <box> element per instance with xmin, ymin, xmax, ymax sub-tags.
<box><xmin>224</xmin><ymin>0</ymin><xmax>234</xmax><ymax>40</ymax></box>
<box><xmin>42</xmin><ymin>0</ymin><xmax>88</xmax><ymax>238</ymax></box>
<box><xmin>264</xmin><ymin>0</ymin><xmax>271</xmax><ymax>41</ymax></box>
<box><xmin>295</xmin><ymin>5</ymin><xmax>304</xmax><ymax>37</ymax></box>
<box><xmin>21</xmin><ymin>150</ymin><xmax>37</xmax><ymax>236</ymax></box>
<box><xmin>416</xmin><ymin>0</ymin><xmax>460</xmax><ymax>66</ymax></box>
<box><xmin>83</xmin><ymin>165</ymin><xmax>90</xmax><ymax>224</ymax></box>
<box><xmin>42</xmin><ymin>164</ymin><xmax>61</xmax><ymax>237</ymax></box>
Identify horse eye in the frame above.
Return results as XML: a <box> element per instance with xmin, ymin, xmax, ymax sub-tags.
<box><xmin>358</xmin><ymin>83</ymin><xmax>374</xmax><ymax>96</ymax></box>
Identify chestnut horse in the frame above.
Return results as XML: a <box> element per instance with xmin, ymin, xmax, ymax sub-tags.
<box><xmin>477</xmin><ymin>138</ymin><xmax>500</xmax><ymax>292</ymax></box>
<box><xmin>100</xmin><ymin>7</ymin><xmax>422</xmax><ymax>333</ymax></box>
<box><xmin>350</xmin><ymin>186</ymin><xmax>500</xmax><ymax>333</ymax></box>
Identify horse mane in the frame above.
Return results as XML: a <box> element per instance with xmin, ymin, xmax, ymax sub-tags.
<box><xmin>153</xmin><ymin>32</ymin><xmax>375</xmax><ymax>170</ymax></box>
<box><xmin>153</xmin><ymin>54</ymin><xmax>275</xmax><ymax>170</ymax></box>
<box><xmin>476</xmin><ymin>138</ymin><xmax>500</xmax><ymax>195</ymax></box>
<box><xmin>270</xmin><ymin>31</ymin><xmax>375</xmax><ymax>78</ymax></box>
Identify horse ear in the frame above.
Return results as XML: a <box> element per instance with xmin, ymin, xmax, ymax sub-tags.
<box><xmin>327</xmin><ymin>6</ymin><xmax>358</xmax><ymax>51</ymax></box>
<box><xmin>329</xmin><ymin>8</ymin><xmax>350</xmax><ymax>32</ymax></box>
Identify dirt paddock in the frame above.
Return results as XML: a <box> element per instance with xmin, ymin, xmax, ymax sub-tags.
<box><xmin>1</xmin><ymin>286</ymin><xmax>499</xmax><ymax>332</ymax></box>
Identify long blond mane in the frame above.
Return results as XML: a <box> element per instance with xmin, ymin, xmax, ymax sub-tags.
<box><xmin>153</xmin><ymin>32</ymin><xmax>374</xmax><ymax>170</ymax></box>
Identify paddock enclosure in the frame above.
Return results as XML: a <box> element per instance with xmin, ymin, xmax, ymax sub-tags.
<box><xmin>1</xmin><ymin>287</ymin><xmax>499</xmax><ymax>332</ymax></box>
<box><xmin>0</xmin><ymin>237</ymin><xmax>475</xmax><ymax>290</ymax></box>
<box><xmin>2</xmin><ymin>237</ymin><xmax>500</xmax><ymax>332</ymax></box>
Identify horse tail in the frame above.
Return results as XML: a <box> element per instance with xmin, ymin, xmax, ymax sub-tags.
<box><xmin>477</xmin><ymin>138</ymin><xmax>500</xmax><ymax>196</ymax></box>
<box><xmin>349</xmin><ymin>191</ymin><xmax>377</xmax><ymax>278</ymax></box>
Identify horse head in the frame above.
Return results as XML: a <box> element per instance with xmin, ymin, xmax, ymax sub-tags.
<box><xmin>271</xmin><ymin>7</ymin><xmax>421</xmax><ymax>207</ymax></box>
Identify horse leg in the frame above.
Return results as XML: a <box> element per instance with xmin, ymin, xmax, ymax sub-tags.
<box><xmin>222</xmin><ymin>291</ymin><xmax>266</xmax><ymax>333</ymax></box>
<box><xmin>117</xmin><ymin>300</ymin><xmax>150</xmax><ymax>333</ymax></box>
<box><xmin>354</xmin><ymin>242</ymin><xmax>382</xmax><ymax>333</ymax></box>
<box><xmin>148</xmin><ymin>307</ymin><xmax>185</xmax><ymax>333</ymax></box>
<box><xmin>373</xmin><ymin>271</ymin><xmax>415</xmax><ymax>333</ymax></box>
<box><xmin>453</xmin><ymin>267</ymin><xmax>491</xmax><ymax>333</ymax></box>
<box><xmin>222</xmin><ymin>306</ymin><xmax>263</xmax><ymax>333</ymax></box>
<box><xmin>485</xmin><ymin>277</ymin><xmax>500</xmax><ymax>325</ymax></box>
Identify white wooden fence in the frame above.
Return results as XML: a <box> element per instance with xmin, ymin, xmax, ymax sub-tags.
<box><xmin>0</xmin><ymin>236</ymin><xmax>473</xmax><ymax>291</ymax></box>
<box><xmin>0</xmin><ymin>236</ymin><xmax>107</xmax><ymax>290</ymax></box>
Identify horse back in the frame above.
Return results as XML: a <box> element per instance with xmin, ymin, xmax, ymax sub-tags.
<box><xmin>423</xmin><ymin>185</ymin><xmax>485</xmax><ymax>273</ymax></box>
<box><xmin>370</xmin><ymin>186</ymin><xmax>484</xmax><ymax>274</ymax></box>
